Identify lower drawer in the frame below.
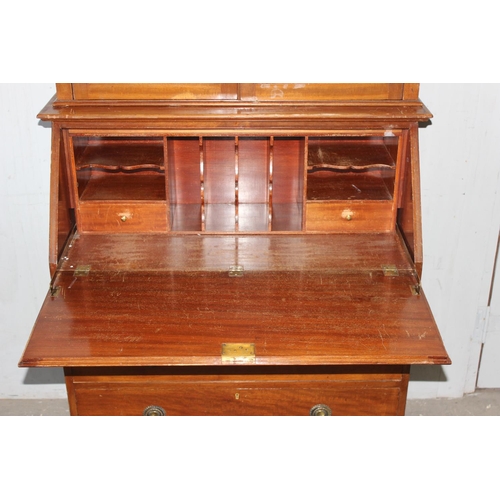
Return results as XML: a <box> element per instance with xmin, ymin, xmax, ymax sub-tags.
<box><xmin>66</xmin><ymin>367</ymin><xmax>408</xmax><ymax>416</ymax></box>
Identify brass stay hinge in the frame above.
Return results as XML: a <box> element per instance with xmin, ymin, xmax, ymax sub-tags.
<box><xmin>228</xmin><ymin>265</ymin><xmax>244</xmax><ymax>277</ymax></box>
<box><xmin>381</xmin><ymin>264</ymin><xmax>421</xmax><ymax>295</ymax></box>
<box><xmin>50</xmin><ymin>264</ymin><xmax>91</xmax><ymax>297</ymax></box>
<box><xmin>73</xmin><ymin>265</ymin><xmax>91</xmax><ymax>276</ymax></box>
<box><xmin>382</xmin><ymin>264</ymin><xmax>399</xmax><ymax>277</ymax></box>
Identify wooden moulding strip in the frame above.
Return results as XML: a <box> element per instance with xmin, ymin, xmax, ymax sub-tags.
<box><xmin>48</xmin><ymin>124</ymin><xmax>62</xmax><ymax>276</ymax></box>
<box><xmin>56</xmin><ymin>83</ymin><xmax>420</xmax><ymax>104</ymax></box>
<box><xmin>390</xmin><ymin>131</ymin><xmax>406</xmax><ymax>229</ymax></box>
<box><xmin>409</xmin><ymin>123</ymin><xmax>423</xmax><ymax>276</ymax></box>
<box><xmin>396</xmin><ymin>130</ymin><xmax>409</xmax><ymax>209</ymax></box>
<box><xmin>66</xmin><ymin>128</ymin><xmax>422</xmax><ymax>139</ymax></box>
<box><xmin>63</xmin><ymin>131</ymin><xmax>81</xmax><ymax>229</ymax></box>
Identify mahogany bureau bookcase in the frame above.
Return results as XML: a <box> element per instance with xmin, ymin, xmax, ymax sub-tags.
<box><xmin>20</xmin><ymin>83</ymin><xmax>450</xmax><ymax>416</ymax></box>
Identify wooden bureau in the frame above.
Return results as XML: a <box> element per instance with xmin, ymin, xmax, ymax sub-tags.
<box><xmin>19</xmin><ymin>83</ymin><xmax>450</xmax><ymax>416</ymax></box>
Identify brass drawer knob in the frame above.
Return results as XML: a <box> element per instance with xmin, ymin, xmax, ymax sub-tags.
<box><xmin>341</xmin><ymin>209</ymin><xmax>354</xmax><ymax>221</ymax></box>
<box><xmin>143</xmin><ymin>405</ymin><xmax>166</xmax><ymax>416</ymax></box>
<box><xmin>120</xmin><ymin>215</ymin><xmax>128</xmax><ymax>222</ymax></box>
<box><xmin>310</xmin><ymin>404</ymin><xmax>332</xmax><ymax>416</ymax></box>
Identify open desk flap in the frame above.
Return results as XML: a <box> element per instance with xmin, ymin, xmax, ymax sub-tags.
<box><xmin>20</xmin><ymin>234</ymin><xmax>450</xmax><ymax>368</ymax></box>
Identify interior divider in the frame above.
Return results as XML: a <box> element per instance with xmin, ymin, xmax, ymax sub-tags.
<box><xmin>302</xmin><ymin>136</ymin><xmax>309</xmax><ymax>229</ymax></box>
<box><xmin>235</xmin><ymin>136</ymin><xmax>239</xmax><ymax>232</ymax></box>
<box><xmin>268</xmin><ymin>136</ymin><xmax>274</xmax><ymax>231</ymax></box>
<box><xmin>163</xmin><ymin>136</ymin><xmax>171</xmax><ymax>231</ymax></box>
<box><xmin>166</xmin><ymin>135</ymin><xmax>306</xmax><ymax>233</ymax></box>
<box><xmin>199</xmin><ymin>136</ymin><xmax>205</xmax><ymax>231</ymax></box>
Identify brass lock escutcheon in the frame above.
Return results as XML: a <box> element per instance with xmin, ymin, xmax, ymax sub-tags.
<box><xmin>310</xmin><ymin>404</ymin><xmax>332</xmax><ymax>416</ymax></box>
<box><xmin>143</xmin><ymin>405</ymin><xmax>166</xmax><ymax>416</ymax></box>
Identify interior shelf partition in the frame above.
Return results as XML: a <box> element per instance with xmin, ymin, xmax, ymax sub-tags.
<box><xmin>168</xmin><ymin>135</ymin><xmax>299</xmax><ymax>233</ymax></box>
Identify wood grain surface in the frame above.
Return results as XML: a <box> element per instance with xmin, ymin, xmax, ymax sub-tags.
<box><xmin>20</xmin><ymin>235</ymin><xmax>449</xmax><ymax>368</ymax></box>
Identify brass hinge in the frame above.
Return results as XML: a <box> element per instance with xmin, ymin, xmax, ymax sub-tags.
<box><xmin>221</xmin><ymin>343</ymin><xmax>256</xmax><ymax>364</ymax></box>
<box><xmin>228</xmin><ymin>265</ymin><xmax>244</xmax><ymax>277</ymax></box>
<box><xmin>73</xmin><ymin>265</ymin><xmax>91</xmax><ymax>276</ymax></box>
<box><xmin>410</xmin><ymin>283</ymin><xmax>421</xmax><ymax>296</ymax></box>
<box><xmin>382</xmin><ymin>264</ymin><xmax>399</xmax><ymax>277</ymax></box>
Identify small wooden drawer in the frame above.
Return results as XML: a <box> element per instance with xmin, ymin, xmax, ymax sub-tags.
<box><xmin>306</xmin><ymin>201</ymin><xmax>393</xmax><ymax>232</ymax></box>
<box><xmin>78</xmin><ymin>202</ymin><xmax>168</xmax><ymax>232</ymax></box>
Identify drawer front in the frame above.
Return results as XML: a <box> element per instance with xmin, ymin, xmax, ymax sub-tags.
<box><xmin>78</xmin><ymin>202</ymin><xmax>168</xmax><ymax>232</ymax></box>
<box><xmin>306</xmin><ymin>201</ymin><xmax>393</xmax><ymax>232</ymax></box>
<box><xmin>71</xmin><ymin>379</ymin><xmax>404</xmax><ymax>416</ymax></box>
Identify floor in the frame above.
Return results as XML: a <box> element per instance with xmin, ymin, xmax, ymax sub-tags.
<box><xmin>1</xmin><ymin>388</ymin><xmax>500</xmax><ymax>415</ymax></box>
<box><xmin>405</xmin><ymin>388</ymin><xmax>500</xmax><ymax>416</ymax></box>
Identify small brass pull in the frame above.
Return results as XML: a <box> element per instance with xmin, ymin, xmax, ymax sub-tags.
<box><xmin>143</xmin><ymin>405</ymin><xmax>166</xmax><ymax>416</ymax></box>
<box><xmin>341</xmin><ymin>209</ymin><xmax>354</xmax><ymax>221</ymax></box>
<box><xmin>120</xmin><ymin>215</ymin><xmax>128</xmax><ymax>222</ymax></box>
<box><xmin>310</xmin><ymin>404</ymin><xmax>332</xmax><ymax>416</ymax></box>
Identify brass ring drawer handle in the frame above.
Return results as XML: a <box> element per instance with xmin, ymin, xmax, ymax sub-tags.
<box><xmin>143</xmin><ymin>405</ymin><xmax>166</xmax><ymax>416</ymax></box>
<box><xmin>310</xmin><ymin>404</ymin><xmax>332</xmax><ymax>416</ymax></box>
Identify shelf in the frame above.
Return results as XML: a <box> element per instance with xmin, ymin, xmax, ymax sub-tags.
<box><xmin>70</xmin><ymin>134</ymin><xmax>401</xmax><ymax>233</ymax></box>
<box><xmin>73</xmin><ymin>137</ymin><xmax>166</xmax><ymax>203</ymax></box>
<box><xmin>171</xmin><ymin>204</ymin><xmax>203</xmax><ymax>232</ymax></box>
<box><xmin>308</xmin><ymin>137</ymin><xmax>397</xmax><ymax>170</ymax></box>
<box><xmin>170</xmin><ymin>203</ymin><xmax>301</xmax><ymax>233</ymax></box>
<box><xmin>80</xmin><ymin>172</ymin><xmax>166</xmax><ymax>201</ymax></box>
<box><xmin>271</xmin><ymin>203</ymin><xmax>303</xmax><ymax>232</ymax></box>
<box><xmin>307</xmin><ymin>171</ymin><xmax>393</xmax><ymax>201</ymax></box>
<box><xmin>60</xmin><ymin>233</ymin><xmax>415</xmax><ymax>275</ymax></box>
<box><xmin>307</xmin><ymin>136</ymin><xmax>397</xmax><ymax>202</ymax></box>
<box><xmin>74</xmin><ymin>137</ymin><xmax>164</xmax><ymax>171</ymax></box>
<box><xmin>204</xmin><ymin>203</ymin><xmax>270</xmax><ymax>232</ymax></box>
